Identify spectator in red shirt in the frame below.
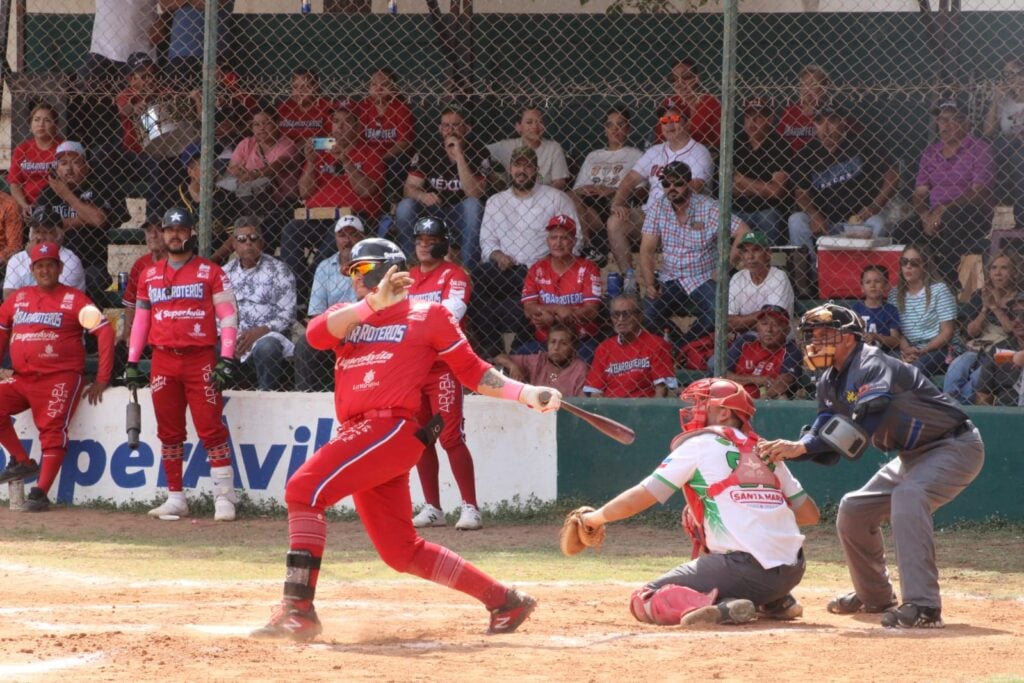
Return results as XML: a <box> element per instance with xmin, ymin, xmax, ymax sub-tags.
<box><xmin>584</xmin><ymin>295</ymin><xmax>677</xmax><ymax>398</ymax></box>
<box><xmin>0</xmin><ymin>192</ymin><xmax>24</xmax><ymax>275</ymax></box>
<box><xmin>352</xmin><ymin>68</ymin><xmax>415</xmax><ymax>199</ymax></box>
<box><xmin>520</xmin><ymin>215</ymin><xmax>602</xmax><ymax>362</ymax></box>
<box><xmin>7</xmin><ymin>103</ymin><xmax>63</xmax><ymax>219</ymax></box>
<box><xmin>282</xmin><ymin>107</ymin><xmax>385</xmax><ymax>289</ymax></box>
<box><xmin>657</xmin><ymin>59</ymin><xmax>722</xmax><ymax>151</ymax></box>
<box><xmin>277</xmin><ymin>68</ymin><xmax>334</xmax><ymax>142</ymax></box>
<box><xmin>493</xmin><ymin>323</ymin><xmax>589</xmax><ymax>397</ymax></box>
<box><xmin>725</xmin><ymin>304</ymin><xmax>803</xmax><ymax>400</ymax></box>
<box><xmin>777</xmin><ymin>65</ymin><xmax>832</xmax><ymax>156</ymax></box>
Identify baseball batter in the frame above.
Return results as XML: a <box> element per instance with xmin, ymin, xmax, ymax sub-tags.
<box><xmin>406</xmin><ymin>216</ymin><xmax>482</xmax><ymax>531</ymax></box>
<box><xmin>0</xmin><ymin>241</ymin><xmax>114</xmax><ymax>511</ymax></box>
<box><xmin>569</xmin><ymin>378</ymin><xmax>818</xmax><ymax>626</ymax></box>
<box><xmin>125</xmin><ymin>207</ymin><xmax>241</xmax><ymax>522</ymax></box>
<box><xmin>759</xmin><ymin>303</ymin><xmax>985</xmax><ymax>628</ymax></box>
<box><xmin>251</xmin><ymin>238</ymin><xmax>562</xmax><ymax>643</ymax></box>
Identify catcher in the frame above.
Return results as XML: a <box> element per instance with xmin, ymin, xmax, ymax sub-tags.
<box><xmin>561</xmin><ymin>377</ymin><xmax>819</xmax><ymax>626</ymax></box>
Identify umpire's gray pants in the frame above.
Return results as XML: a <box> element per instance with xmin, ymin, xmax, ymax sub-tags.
<box><xmin>647</xmin><ymin>549</ymin><xmax>805</xmax><ymax>606</ymax></box>
<box><xmin>836</xmin><ymin>428</ymin><xmax>984</xmax><ymax>609</ymax></box>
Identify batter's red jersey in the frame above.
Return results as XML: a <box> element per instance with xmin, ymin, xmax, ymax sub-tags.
<box><xmin>408</xmin><ymin>262</ymin><xmax>472</xmax><ymax>326</ymax></box>
<box><xmin>307</xmin><ymin>299</ymin><xmax>490</xmax><ymax>423</ymax></box>
<box><xmin>277</xmin><ymin>98</ymin><xmax>334</xmax><ymax>141</ymax></box>
<box><xmin>0</xmin><ymin>284</ymin><xmax>107</xmax><ymax>375</ymax></box>
<box><xmin>521</xmin><ymin>256</ymin><xmax>602</xmax><ymax>342</ymax></box>
<box><xmin>135</xmin><ymin>257</ymin><xmax>231</xmax><ymax>349</ymax></box>
<box><xmin>122</xmin><ymin>252</ymin><xmax>162</xmax><ymax>309</ymax></box>
<box><xmin>352</xmin><ymin>97</ymin><xmax>415</xmax><ymax>150</ymax></box>
<box><xmin>584</xmin><ymin>331</ymin><xmax>675</xmax><ymax>398</ymax></box>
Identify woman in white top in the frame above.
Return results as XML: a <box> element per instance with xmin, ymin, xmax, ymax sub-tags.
<box><xmin>983</xmin><ymin>57</ymin><xmax>1024</xmax><ymax>140</ymax></box>
<box><xmin>889</xmin><ymin>244</ymin><xmax>959</xmax><ymax>377</ymax></box>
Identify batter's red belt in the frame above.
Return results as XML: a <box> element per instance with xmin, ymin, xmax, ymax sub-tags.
<box><xmin>343</xmin><ymin>408</ymin><xmax>417</xmax><ymax>424</ymax></box>
<box><xmin>154</xmin><ymin>345</ymin><xmax>213</xmax><ymax>356</ymax></box>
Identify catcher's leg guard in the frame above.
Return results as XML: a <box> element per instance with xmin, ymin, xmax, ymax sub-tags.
<box><xmin>630</xmin><ymin>585</ymin><xmax>719</xmax><ymax>625</ymax></box>
<box><xmin>284</xmin><ymin>550</ymin><xmax>322</xmax><ymax>602</ymax></box>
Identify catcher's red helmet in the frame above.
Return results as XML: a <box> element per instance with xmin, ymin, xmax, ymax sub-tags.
<box><xmin>678</xmin><ymin>377</ymin><xmax>755</xmax><ymax>433</ymax></box>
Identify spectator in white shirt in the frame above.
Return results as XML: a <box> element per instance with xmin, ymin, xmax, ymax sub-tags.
<box><xmin>487</xmin><ymin>106</ymin><xmax>571</xmax><ymax>190</ymax></box>
<box><xmin>3</xmin><ymin>208</ymin><xmax>86</xmax><ymax>299</ymax></box>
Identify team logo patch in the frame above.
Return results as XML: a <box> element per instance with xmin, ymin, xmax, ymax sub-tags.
<box><xmin>729</xmin><ymin>488</ymin><xmax>784</xmax><ymax>509</ymax></box>
<box><xmin>845</xmin><ymin>390</ymin><xmax>858</xmax><ymax>403</ymax></box>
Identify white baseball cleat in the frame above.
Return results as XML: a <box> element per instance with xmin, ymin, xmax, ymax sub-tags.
<box><xmin>455</xmin><ymin>503</ymin><xmax>483</xmax><ymax>531</ymax></box>
<box><xmin>412</xmin><ymin>504</ymin><xmax>446</xmax><ymax>528</ymax></box>
<box><xmin>149</xmin><ymin>495</ymin><xmax>189</xmax><ymax>518</ymax></box>
<box><xmin>214</xmin><ymin>494</ymin><xmax>237</xmax><ymax>522</ymax></box>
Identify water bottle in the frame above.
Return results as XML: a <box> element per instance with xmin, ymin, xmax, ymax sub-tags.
<box><xmin>388</xmin><ymin>0</ymin><xmax>398</xmax><ymax>14</ymax></box>
<box><xmin>300</xmin><ymin>0</ymin><xmax>312</xmax><ymax>13</ymax></box>
<box><xmin>623</xmin><ymin>268</ymin><xmax>637</xmax><ymax>295</ymax></box>
<box><xmin>606</xmin><ymin>272</ymin><xmax>623</xmax><ymax>299</ymax></box>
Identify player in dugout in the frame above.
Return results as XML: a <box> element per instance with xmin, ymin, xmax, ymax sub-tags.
<box><xmin>0</xmin><ymin>241</ymin><xmax>114</xmax><ymax>511</ymax></box>
<box><xmin>251</xmin><ymin>237</ymin><xmax>563</xmax><ymax>643</ymax></box>
<box><xmin>758</xmin><ymin>303</ymin><xmax>985</xmax><ymax>628</ymax></box>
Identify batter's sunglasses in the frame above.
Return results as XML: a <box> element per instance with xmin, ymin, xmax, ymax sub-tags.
<box><xmin>347</xmin><ymin>261</ymin><xmax>380</xmax><ymax>277</ymax></box>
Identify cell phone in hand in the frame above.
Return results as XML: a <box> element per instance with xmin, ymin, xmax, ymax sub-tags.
<box><xmin>312</xmin><ymin>137</ymin><xmax>336</xmax><ymax>151</ymax></box>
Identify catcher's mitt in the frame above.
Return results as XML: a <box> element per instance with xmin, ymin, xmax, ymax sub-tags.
<box><xmin>559</xmin><ymin>506</ymin><xmax>606</xmax><ymax>556</ymax></box>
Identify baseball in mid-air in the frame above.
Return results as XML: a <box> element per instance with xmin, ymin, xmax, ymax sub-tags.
<box><xmin>78</xmin><ymin>305</ymin><xmax>104</xmax><ymax>330</ymax></box>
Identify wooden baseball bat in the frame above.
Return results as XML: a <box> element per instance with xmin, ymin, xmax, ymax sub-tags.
<box><xmin>538</xmin><ymin>392</ymin><xmax>636</xmax><ymax>445</ymax></box>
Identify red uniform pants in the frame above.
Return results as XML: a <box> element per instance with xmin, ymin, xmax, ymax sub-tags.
<box><xmin>415</xmin><ymin>367</ymin><xmax>477</xmax><ymax>507</ymax></box>
<box><xmin>150</xmin><ymin>347</ymin><xmax>228</xmax><ymax>447</ymax></box>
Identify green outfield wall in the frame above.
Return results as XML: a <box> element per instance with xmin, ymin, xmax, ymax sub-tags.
<box><xmin>556</xmin><ymin>399</ymin><xmax>1022</xmax><ymax>523</ymax></box>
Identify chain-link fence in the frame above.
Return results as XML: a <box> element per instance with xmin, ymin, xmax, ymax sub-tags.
<box><xmin>2</xmin><ymin>1</ymin><xmax>1022</xmax><ymax>404</ymax></box>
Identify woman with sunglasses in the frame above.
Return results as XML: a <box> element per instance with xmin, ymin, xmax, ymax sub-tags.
<box><xmin>944</xmin><ymin>249</ymin><xmax>1022</xmax><ymax>404</ymax></box>
<box><xmin>889</xmin><ymin>244</ymin><xmax>960</xmax><ymax>377</ymax></box>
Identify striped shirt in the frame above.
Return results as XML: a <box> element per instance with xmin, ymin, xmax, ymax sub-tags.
<box><xmin>888</xmin><ymin>282</ymin><xmax>958</xmax><ymax>347</ymax></box>
<box><xmin>642</xmin><ymin>193</ymin><xmax>742</xmax><ymax>294</ymax></box>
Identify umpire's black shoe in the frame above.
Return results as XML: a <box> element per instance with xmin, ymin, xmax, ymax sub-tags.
<box><xmin>0</xmin><ymin>459</ymin><xmax>38</xmax><ymax>484</ymax></box>
<box><xmin>827</xmin><ymin>590</ymin><xmax>897</xmax><ymax>615</ymax></box>
<box><xmin>22</xmin><ymin>487</ymin><xmax>50</xmax><ymax>513</ymax></box>
<box><xmin>880</xmin><ymin>603</ymin><xmax>944</xmax><ymax>629</ymax></box>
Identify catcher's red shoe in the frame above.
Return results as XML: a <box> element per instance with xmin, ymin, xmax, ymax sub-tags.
<box><xmin>488</xmin><ymin>589</ymin><xmax>537</xmax><ymax>634</ymax></box>
<box><xmin>250</xmin><ymin>600</ymin><xmax>323</xmax><ymax>642</ymax></box>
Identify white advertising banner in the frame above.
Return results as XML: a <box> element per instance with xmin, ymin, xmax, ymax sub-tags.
<box><xmin>0</xmin><ymin>389</ymin><xmax>558</xmax><ymax>511</ymax></box>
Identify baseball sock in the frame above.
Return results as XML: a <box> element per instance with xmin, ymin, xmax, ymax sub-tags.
<box><xmin>444</xmin><ymin>442</ymin><xmax>478</xmax><ymax>507</ymax></box>
<box><xmin>207</xmin><ymin>442</ymin><xmax>231</xmax><ymax>469</ymax></box>
<box><xmin>286</xmin><ymin>502</ymin><xmax>327</xmax><ymax>610</ymax></box>
<box><xmin>0</xmin><ymin>419</ymin><xmax>30</xmax><ymax>464</ymax></box>
<box><xmin>36</xmin><ymin>449</ymin><xmax>65</xmax><ymax>494</ymax></box>
<box><xmin>407</xmin><ymin>541</ymin><xmax>507</xmax><ymax>609</ymax></box>
<box><xmin>161</xmin><ymin>443</ymin><xmax>185</xmax><ymax>491</ymax></box>
<box><xmin>415</xmin><ymin>446</ymin><xmax>442</xmax><ymax>508</ymax></box>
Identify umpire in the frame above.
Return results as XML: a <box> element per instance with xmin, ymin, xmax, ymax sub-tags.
<box><xmin>758</xmin><ymin>303</ymin><xmax>984</xmax><ymax>629</ymax></box>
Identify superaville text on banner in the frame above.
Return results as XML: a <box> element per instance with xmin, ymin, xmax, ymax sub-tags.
<box><xmin>0</xmin><ymin>390</ymin><xmax>558</xmax><ymax>510</ymax></box>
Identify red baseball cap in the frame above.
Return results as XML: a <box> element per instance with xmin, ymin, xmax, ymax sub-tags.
<box><xmin>757</xmin><ymin>304</ymin><xmax>790</xmax><ymax>324</ymax></box>
<box><xmin>546</xmin><ymin>214</ymin><xmax>577</xmax><ymax>236</ymax></box>
<box><xmin>30</xmin><ymin>241</ymin><xmax>61</xmax><ymax>264</ymax></box>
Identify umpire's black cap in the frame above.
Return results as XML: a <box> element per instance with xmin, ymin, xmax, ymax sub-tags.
<box><xmin>162</xmin><ymin>207</ymin><xmax>195</xmax><ymax>229</ymax></box>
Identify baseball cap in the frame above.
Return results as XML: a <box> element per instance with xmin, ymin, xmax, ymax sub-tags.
<box><xmin>334</xmin><ymin>214</ymin><xmax>366</xmax><ymax>234</ymax></box>
<box><xmin>934</xmin><ymin>95</ymin><xmax>967</xmax><ymax>116</ymax></box>
<box><xmin>757</xmin><ymin>304</ymin><xmax>790</xmax><ymax>324</ymax></box>
<box><xmin>30</xmin><ymin>241</ymin><xmax>61</xmax><ymax>265</ymax></box>
<box><xmin>510</xmin><ymin>145</ymin><xmax>538</xmax><ymax>164</ymax></box>
<box><xmin>744</xmin><ymin>97</ymin><xmax>773</xmax><ymax>114</ymax></box>
<box><xmin>161</xmin><ymin>207</ymin><xmax>195</xmax><ymax>229</ymax></box>
<box><xmin>738</xmin><ymin>231</ymin><xmax>771</xmax><ymax>249</ymax></box>
<box><xmin>55</xmin><ymin>141</ymin><xmax>87</xmax><ymax>158</ymax></box>
<box><xmin>29</xmin><ymin>205</ymin><xmax>63</xmax><ymax>228</ymax></box>
<box><xmin>658</xmin><ymin>160</ymin><xmax>692</xmax><ymax>183</ymax></box>
<box><xmin>545</xmin><ymin>214</ymin><xmax>577</xmax><ymax>236</ymax></box>
<box><xmin>126</xmin><ymin>51</ymin><xmax>155</xmax><ymax>73</ymax></box>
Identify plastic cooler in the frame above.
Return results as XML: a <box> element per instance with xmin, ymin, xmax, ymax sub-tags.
<box><xmin>817</xmin><ymin>241</ymin><xmax>903</xmax><ymax>298</ymax></box>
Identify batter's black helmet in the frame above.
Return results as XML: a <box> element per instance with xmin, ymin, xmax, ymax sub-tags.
<box><xmin>412</xmin><ymin>216</ymin><xmax>451</xmax><ymax>259</ymax></box>
<box><xmin>346</xmin><ymin>238</ymin><xmax>407</xmax><ymax>289</ymax></box>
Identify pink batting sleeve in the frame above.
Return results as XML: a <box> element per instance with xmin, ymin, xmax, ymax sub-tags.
<box><xmin>128</xmin><ymin>307</ymin><xmax>151</xmax><ymax>363</ymax></box>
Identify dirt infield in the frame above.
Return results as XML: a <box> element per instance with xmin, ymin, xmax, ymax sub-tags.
<box><xmin>1</xmin><ymin>508</ymin><xmax>1022</xmax><ymax>682</ymax></box>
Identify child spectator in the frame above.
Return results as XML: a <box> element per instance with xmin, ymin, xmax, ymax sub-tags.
<box><xmin>852</xmin><ymin>264</ymin><xmax>901</xmax><ymax>353</ymax></box>
<box><xmin>493</xmin><ymin>324</ymin><xmax>589</xmax><ymax>397</ymax></box>
<box><xmin>277</xmin><ymin>68</ymin><xmax>334</xmax><ymax>143</ymax></box>
<box><xmin>7</xmin><ymin>103</ymin><xmax>63</xmax><ymax>219</ymax></box>
<box><xmin>488</xmin><ymin>106</ymin><xmax>571</xmax><ymax>190</ymax></box>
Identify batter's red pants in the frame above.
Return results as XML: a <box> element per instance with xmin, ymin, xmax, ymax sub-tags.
<box><xmin>150</xmin><ymin>347</ymin><xmax>228</xmax><ymax>448</ymax></box>
<box><xmin>287</xmin><ymin>414</ymin><xmax>438</xmax><ymax>569</ymax></box>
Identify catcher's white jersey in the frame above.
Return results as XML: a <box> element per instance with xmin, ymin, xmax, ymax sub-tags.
<box><xmin>642</xmin><ymin>430</ymin><xmax>807</xmax><ymax>569</ymax></box>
